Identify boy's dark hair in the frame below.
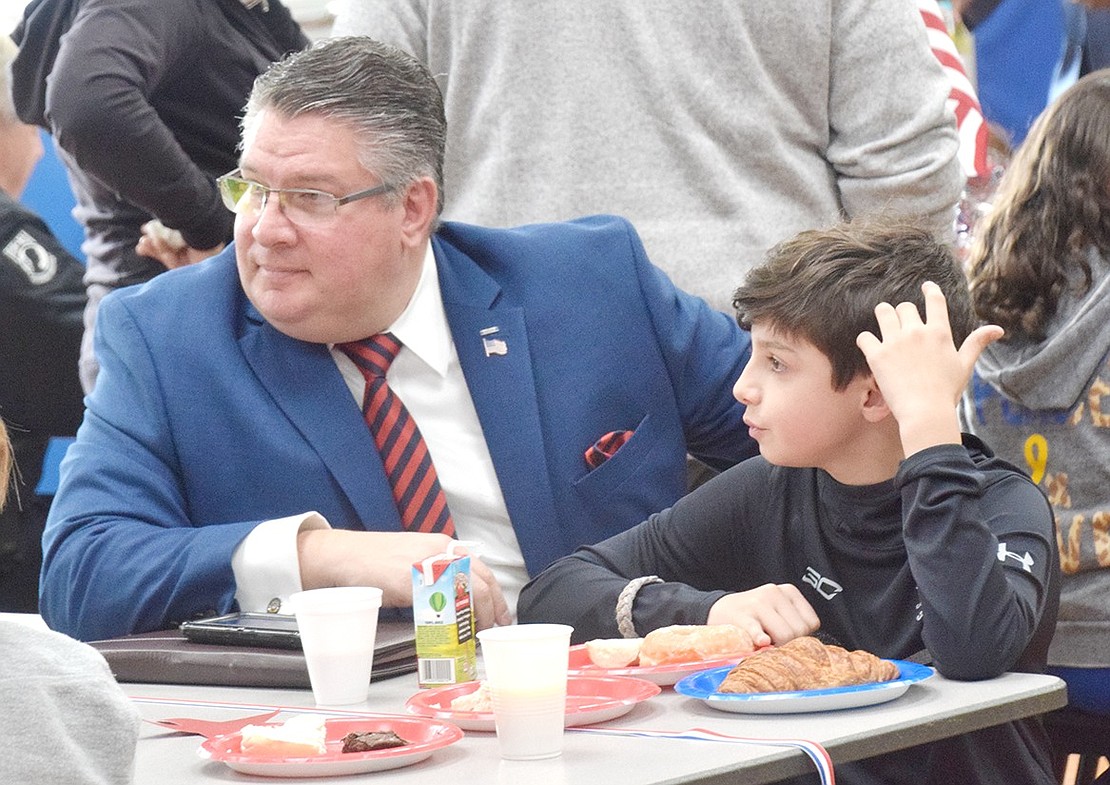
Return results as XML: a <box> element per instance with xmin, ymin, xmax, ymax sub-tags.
<box><xmin>732</xmin><ymin>221</ymin><xmax>975</xmax><ymax>390</ymax></box>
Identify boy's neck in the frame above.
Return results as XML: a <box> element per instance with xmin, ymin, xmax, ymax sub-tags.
<box><xmin>822</xmin><ymin>421</ymin><xmax>905</xmax><ymax>485</ymax></box>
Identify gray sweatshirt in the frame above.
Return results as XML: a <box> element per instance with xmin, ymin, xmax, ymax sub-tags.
<box><xmin>333</xmin><ymin>0</ymin><xmax>964</xmax><ymax>311</ymax></box>
<box><xmin>0</xmin><ymin>621</ymin><xmax>140</xmax><ymax>783</ymax></box>
<box><xmin>960</xmin><ymin>249</ymin><xmax>1110</xmax><ymax>667</ymax></box>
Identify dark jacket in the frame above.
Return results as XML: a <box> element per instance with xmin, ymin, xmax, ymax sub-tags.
<box><xmin>10</xmin><ymin>0</ymin><xmax>308</xmax><ymax>285</ymax></box>
<box><xmin>0</xmin><ymin>191</ymin><xmax>85</xmax><ymax>611</ymax></box>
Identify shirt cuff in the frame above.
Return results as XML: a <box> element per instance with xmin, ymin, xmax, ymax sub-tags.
<box><xmin>231</xmin><ymin>511</ymin><xmax>331</xmax><ymax>614</ymax></box>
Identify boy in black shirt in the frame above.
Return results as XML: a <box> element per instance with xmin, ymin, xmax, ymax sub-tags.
<box><xmin>518</xmin><ymin>221</ymin><xmax>1059</xmax><ymax>785</ymax></box>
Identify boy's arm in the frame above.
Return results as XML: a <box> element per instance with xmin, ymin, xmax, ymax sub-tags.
<box><xmin>516</xmin><ymin>519</ymin><xmax>729</xmax><ymax>643</ymax></box>
<box><xmin>898</xmin><ymin>443</ymin><xmax>1056</xmax><ymax>678</ymax></box>
<box><xmin>518</xmin><ymin>464</ymin><xmax>819</xmax><ymax>646</ymax></box>
<box><xmin>518</xmin><ymin>532</ymin><xmax>813</xmax><ymax>647</ymax></box>
<box><xmin>856</xmin><ymin>281</ymin><xmax>1003</xmax><ymax>457</ymax></box>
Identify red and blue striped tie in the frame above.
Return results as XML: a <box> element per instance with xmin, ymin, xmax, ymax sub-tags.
<box><xmin>339</xmin><ymin>333</ymin><xmax>455</xmax><ymax>535</ymax></box>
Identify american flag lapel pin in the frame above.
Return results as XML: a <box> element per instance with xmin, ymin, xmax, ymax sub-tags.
<box><xmin>480</xmin><ymin>326</ymin><xmax>508</xmax><ymax>357</ymax></box>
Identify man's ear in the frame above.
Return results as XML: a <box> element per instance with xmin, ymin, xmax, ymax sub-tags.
<box><xmin>860</xmin><ymin>375</ymin><xmax>893</xmax><ymax>423</ymax></box>
<box><xmin>398</xmin><ymin>177</ymin><xmax>439</xmax><ymax>248</ymax></box>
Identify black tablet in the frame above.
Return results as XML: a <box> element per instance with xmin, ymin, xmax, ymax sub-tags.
<box><xmin>179</xmin><ymin>612</ymin><xmax>302</xmax><ymax>650</ymax></box>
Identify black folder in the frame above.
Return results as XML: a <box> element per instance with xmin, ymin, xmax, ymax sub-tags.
<box><xmin>90</xmin><ymin>620</ymin><xmax>416</xmax><ymax>688</ymax></box>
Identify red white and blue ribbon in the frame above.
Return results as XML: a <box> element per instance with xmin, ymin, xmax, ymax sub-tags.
<box><xmin>569</xmin><ymin>725</ymin><xmax>836</xmax><ymax>785</ymax></box>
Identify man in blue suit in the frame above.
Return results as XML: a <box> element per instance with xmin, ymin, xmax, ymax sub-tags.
<box><xmin>41</xmin><ymin>37</ymin><xmax>756</xmax><ymax>641</ymax></box>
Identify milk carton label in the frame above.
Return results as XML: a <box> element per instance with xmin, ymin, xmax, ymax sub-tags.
<box><xmin>412</xmin><ymin>548</ymin><xmax>478</xmax><ymax>687</ymax></box>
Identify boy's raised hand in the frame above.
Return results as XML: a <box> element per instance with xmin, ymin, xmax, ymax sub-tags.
<box><xmin>855</xmin><ymin>281</ymin><xmax>1003</xmax><ymax>458</ymax></box>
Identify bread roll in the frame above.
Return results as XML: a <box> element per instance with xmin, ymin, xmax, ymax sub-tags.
<box><xmin>717</xmin><ymin>636</ymin><xmax>899</xmax><ymax>694</ymax></box>
<box><xmin>637</xmin><ymin>624</ymin><xmax>754</xmax><ymax>667</ymax></box>
<box><xmin>585</xmin><ymin>637</ymin><xmax>643</xmax><ymax>668</ymax></box>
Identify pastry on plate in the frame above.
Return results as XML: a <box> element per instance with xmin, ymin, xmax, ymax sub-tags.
<box><xmin>584</xmin><ymin>637</ymin><xmax>644</xmax><ymax>667</ymax></box>
<box><xmin>239</xmin><ymin>714</ymin><xmax>327</xmax><ymax>757</ymax></box>
<box><xmin>637</xmin><ymin>624</ymin><xmax>755</xmax><ymax>667</ymax></box>
<box><xmin>717</xmin><ymin>636</ymin><xmax>898</xmax><ymax>693</ymax></box>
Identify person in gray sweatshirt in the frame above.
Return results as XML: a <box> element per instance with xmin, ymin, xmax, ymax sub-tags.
<box><xmin>0</xmin><ymin>417</ymin><xmax>141</xmax><ymax>784</ymax></box>
<box><xmin>333</xmin><ymin>0</ymin><xmax>963</xmax><ymax>312</ymax></box>
<box><xmin>960</xmin><ymin>68</ymin><xmax>1110</xmax><ymax>717</ymax></box>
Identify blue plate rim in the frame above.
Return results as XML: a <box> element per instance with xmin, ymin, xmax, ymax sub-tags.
<box><xmin>673</xmin><ymin>659</ymin><xmax>934</xmax><ymax>702</ymax></box>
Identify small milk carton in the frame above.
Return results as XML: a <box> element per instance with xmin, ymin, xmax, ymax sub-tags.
<box><xmin>412</xmin><ymin>542</ymin><xmax>479</xmax><ymax>687</ymax></box>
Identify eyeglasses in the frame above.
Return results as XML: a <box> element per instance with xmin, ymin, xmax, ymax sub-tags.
<box><xmin>216</xmin><ymin>169</ymin><xmax>394</xmax><ymax>227</ymax></box>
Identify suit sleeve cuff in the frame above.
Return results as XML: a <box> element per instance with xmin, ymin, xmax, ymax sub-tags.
<box><xmin>231</xmin><ymin>512</ymin><xmax>331</xmax><ymax>614</ymax></box>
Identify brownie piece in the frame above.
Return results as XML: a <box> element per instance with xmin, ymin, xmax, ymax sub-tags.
<box><xmin>341</xmin><ymin>730</ymin><xmax>409</xmax><ymax>753</ymax></box>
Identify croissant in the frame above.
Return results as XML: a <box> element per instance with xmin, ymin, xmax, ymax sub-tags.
<box><xmin>717</xmin><ymin>636</ymin><xmax>899</xmax><ymax>694</ymax></box>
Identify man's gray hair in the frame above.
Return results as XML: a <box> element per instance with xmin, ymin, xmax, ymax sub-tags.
<box><xmin>242</xmin><ymin>36</ymin><xmax>447</xmax><ymax>215</ymax></box>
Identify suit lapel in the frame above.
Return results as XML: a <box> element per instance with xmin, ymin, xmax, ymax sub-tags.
<box><xmin>434</xmin><ymin>235</ymin><xmax>560</xmax><ymax>571</ymax></box>
<box><xmin>235</xmin><ymin>231</ymin><xmax>561</xmax><ymax>548</ymax></box>
<box><xmin>239</xmin><ymin>310</ymin><xmax>402</xmax><ymax>530</ymax></box>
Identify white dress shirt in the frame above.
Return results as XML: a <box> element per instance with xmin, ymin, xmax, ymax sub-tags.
<box><xmin>231</xmin><ymin>244</ymin><xmax>526</xmax><ymax>615</ymax></box>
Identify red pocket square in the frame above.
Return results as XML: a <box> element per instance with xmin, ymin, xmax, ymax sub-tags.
<box><xmin>584</xmin><ymin>430</ymin><xmax>634</xmax><ymax>469</ymax></box>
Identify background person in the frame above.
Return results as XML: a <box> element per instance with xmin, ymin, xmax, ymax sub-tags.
<box><xmin>332</xmin><ymin>0</ymin><xmax>965</xmax><ymax>311</ymax></box>
<box><xmin>961</xmin><ymin>68</ymin><xmax>1110</xmax><ymax>717</ymax></box>
<box><xmin>0</xmin><ymin>35</ymin><xmax>85</xmax><ymax>612</ymax></box>
<box><xmin>0</xmin><ymin>419</ymin><xmax>141</xmax><ymax>785</ymax></box>
<box><xmin>9</xmin><ymin>0</ymin><xmax>308</xmax><ymax>391</ymax></box>
<box><xmin>41</xmin><ymin>37</ymin><xmax>757</xmax><ymax>642</ymax></box>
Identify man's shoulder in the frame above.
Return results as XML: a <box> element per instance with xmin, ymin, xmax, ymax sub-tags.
<box><xmin>432</xmin><ymin>214</ymin><xmax>665</xmax><ymax>310</ymax></box>
<box><xmin>437</xmin><ymin>214</ymin><xmax>635</xmax><ymax>246</ymax></box>
<box><xmin>0</xmin><ymin>197</ymin><xmax>40</xmax><ymax>256</ymax></box>
<box><xmin>433</xmin><ymin>214</ymin><xmax>645</xmax><ymax>281</ymax></box>
<box><xmin>0</xmin><ymin>194</ymin><xmax>85</xmax><ymax>287</ymax></box>
<box><xmin>103</xmin><ymin>248</ymin><xmax>240</xmax><ymax>318</ymax></box>
<box><xmin>0</xmin><ymin>192</ymin><xmax>41</xmax><ymax>233</ymax></box>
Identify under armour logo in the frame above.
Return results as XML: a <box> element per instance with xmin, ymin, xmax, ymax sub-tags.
<box><xmin>802</xmin><ymin>567</ymin><xmax>843</xmax><ymax>600</ymax></box>
<box><xmin>3</xmin><ymin>230</ymin><xmax>57</xmax><ymax>285</ymax></box>
<box><xmin>997</xmin><ymin>543</ymin><xmax>1034</xmax><ymax>573</ymax></box>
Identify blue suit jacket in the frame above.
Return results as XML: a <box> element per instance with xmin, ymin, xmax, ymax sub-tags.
<box><xmin>41</xmin><ymin>216</ymin><xmax>754</xmax><ymax>639</ymax></box>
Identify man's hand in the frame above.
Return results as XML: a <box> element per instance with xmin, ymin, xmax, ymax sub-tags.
<box><xmin>856</xmin><ymin>281</ymin><xmax>1003</xmax><ymax>457</ymax></box>
<box><xmin>706</xmin><ymin>582</ymin><xmax>820</xmax><ymax>649</ymax></box>
<box><xmin>296</xmin><ymin>529</ymin><xmax>511</xmax><ymax>630</ymax></box>
<box><xmin>136</xmin><ymin>220</ymin><xmax>224</xmax><ymax>270</ymax></box>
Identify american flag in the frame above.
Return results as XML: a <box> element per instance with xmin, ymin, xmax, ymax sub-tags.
<box><xmin>919</xmin><ymin>0</ymin><xmax>991</xmax><ymax>180</ymax></box>
<box><xmin>482</xmin><ymin>336</ymin><xmax>508</xmax><ymax>357</ymax></box>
